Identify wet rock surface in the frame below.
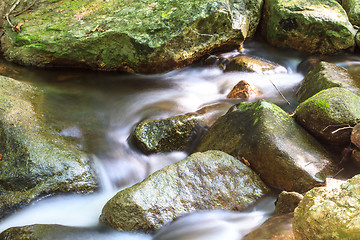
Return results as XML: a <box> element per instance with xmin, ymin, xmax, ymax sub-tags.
<box><xmin>1</xmin><ymin>0</ymin><xmax>264</xmax><ymax>73</ymax></box>
<box><xmin>100</xmin><ymin>150</ymin><xmax>269</xmax><ymax>232</ymax></box>
<box><xmin>294</xmin><ymin>87</ymin><xmax>360</xmax><ymax>145</ymax></box>
<box><xmin>195</xmin><ymin>100</ymin><xmax>339</xmax><ymax>193</ymax></box>
<box><xmin>296</xmin><ymin>61</ymin><xmax>360</xmax><ymax>103</ymax></box>
<box><xmin>131</xmin><ymin>114</ymin><xmax>207</xmax><ymax>154</ymax></box>
<box><xmin>226</xmin><ymin>80</ymin><xmax>260</xmax><ymax>99</ymax></box>
<box><xmin>224</xmin><ymin>55</ymin><xmax>287</xmax><ymax>74</ymax></box>
<box><xmin>261</xmin><ymin>0</ymin><xmax>356</xmax><ymax>54</ymax></box>
<box><xmin>274</xmin><ymin>191</ymin><xmax>303</xmax><ymax>215</ymax></box>
<box><xmin>243</xmin><ymin>213</ymin><xmax>294</xmax><ymax>240</ymax></box>
<box><xmin>293</xmin><ymin>175</ymin><xmax>360</xmax><ymax>239</ymax></box>
<box><xmin>0</xmin><ymin>75</ymin><xmax>98</xmax><ymax>220</ymax></box>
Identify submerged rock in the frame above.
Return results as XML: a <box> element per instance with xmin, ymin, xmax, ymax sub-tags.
<box><xmin>294</xmin><ymin>87</ymin><xmax>360</xmax><ymax>145</ymax></box>
<box><xmin>1</xmin><ymin>0</ymin><xmax>264</xmax><ymax>73</ymax></box>
<box><xmin>342</xmin><ymin>0</ymin><xmax>360</xmax><ymax>26</ymax></box>
<box><xmin>261</xmin><ymin>0</ymin><xmax>356</xmax><ymax>54</ymax></box>
<box><xmin>226</xmin><ymin>80</ymin><xmax>260</xmax><ymax>99</ymax></box>
<box><xmin>293</xmin><ymin>175</ymin><xmax>360</xmax><ymax>239</ymax></box>
<box><xmin>243</xmin><ymin>213</ymin><xmax>294</xmax><ymax>240</ymax></box>
<box><xmin>195</xmin><ymin>100</ymin><xmax>339</xmax><ymax>193</ymax></box>
<box><xmin>296</xmin><ymin>61</ymin><xmax>360</xmax><ymax>103</ymax></box>
<box><xmin>0</xmin><ymin>76</ymin><xmax>98</xmax><ymax>220</ymax></box>
<box><xmin>100</xmin><ymin>150</ymin><xmax>269</xmax><ymax>232</ymax></box>
<box><xmin>224</xmin><ymin>55</ymin><xmax>287</xmax><ymax>74</ymax></box>
<box><xmin>131</xmin><ymin>114</ymin><xmax>207</xmax><ymax>154</ymax></box>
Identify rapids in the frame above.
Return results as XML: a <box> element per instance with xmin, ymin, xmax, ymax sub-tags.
<box><xmin>0</xmin><ymin>40</ymin><xmax>359</xmax><ymax>239</ymax></box>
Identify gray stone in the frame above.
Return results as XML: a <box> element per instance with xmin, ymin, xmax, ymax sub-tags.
<box><xmin>296</xmin><ymin>61</ymin><xmax>360</xmax><ymax>103</ymax></box>
<box><xmin>274</xmin><ymin>191</ymin><xmax>303</xmax><ymax>215</ymax></box>
<box><xmin>261</xmin><ymin>0</ymin><xmax>356</xmax><ymax>54</ymax></box>
<box><xmin>294</xmin><ymin>87</ymin><xmax>360</xmax><ymax>145</ymax></box>
<box><xmin>195</xmin><ymin>100</ymin><xmax>339</xmax><ymax>193</ymax></box>
<box><xmin>293</xmin><ymin>175</ymin><xmax>360</xmax><ymax>239</ymax></box>
<box><xmin>100</xmin><ymin>150</ymin><xmax>269</xmax><ymax>232</ymax></box>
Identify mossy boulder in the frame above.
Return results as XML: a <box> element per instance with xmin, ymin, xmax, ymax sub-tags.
<box><xmin>224</xmin><ymin>55</ymin><xmax>287</xmax><ymax>73</ymax></box>
<box><xmin>1</xmin><ymin>0</ymin><xmax>264</xmax><ymax>73</ymax></box>
<box><xmin>293</xmin><ymin>175</ymin><xmax>360</xmax><ymax>239</ymax></box>
<box><xmin>357</xmin><ymin>31</ymin><xmax>360</xmax><ymax>48</ymax></box>
<box><xmin>0</xmin><ymin>75</ymin><xmax>98</xmax><ymax>220</ymax></box>
<box><xmin>296</xmin><ymin>61</ymin><xmax>360</xmax><ymax>103</ymax></box>
<box><xmin>294</xmin><ymin>87</ymin><xmax>360</xmax><ymax>145</ymax></box>
<box><xmin>342</xmin><ymin>0</ymin><xmax>360</xmax><ymax>26</ymax></box>
<box><xmin>131</xmin><ymin>114</ymin><xmax>207</xmax><ymax>154</ymax></box>
<box><xmin>261</xmin><ymin>0</ymin><xmax>356</xmax><ymax>54</ymax></box>
<box><xmin>195</xmin><ymin>100</ymin><xmax>339</xmax><ymax>193</ymax></box>
<box><xmin>100</xmin><ymin>150</ymin><xmax>269</xmax><ymax>232</ymax></box>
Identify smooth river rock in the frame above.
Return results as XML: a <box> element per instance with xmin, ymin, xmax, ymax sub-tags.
<box><xmin>293</xmin><ymin>175</ymin><xmax>360</xmax><ymax>239</ymax></box>
<box><xmin>100</xmin><ymin>150</ymin><xmax>269</xmax><ymax>232</ymax></box>
<box><xmin>295</xmin><ymin>87</ymin><xmax>360</xmax><ymax>145</ymax></box>
<box><xmin>261</xmin><ymin>0</ymin><xmax>356</xmax><ymax>54</ymax></box>
<box><xmin>131</xmin><ymin>114</ymin><xmax>207</xmax><ymax>154</ymax></box>
<box><xmin>0</xmin><ymin>0</ymin><xmax>263</xmax><ymax>73</ymax></box>
<box><xmin>0</xmin><ymin>75</ymin><xmax>98</xmax><ymax>220</ymax></box>
<box><xmin>195</xmin><ymin>100</ymin><xmax>339</xmax><ymax>193</ymax></box>
<box><xmin>296</xmin><ymin>61</ymin><xmax>360</xmax><ymax>103</ymax></box>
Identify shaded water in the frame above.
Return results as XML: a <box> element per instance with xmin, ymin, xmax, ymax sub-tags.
<box><xmin>0</xmin><ymin>40</ymin><xmax>359</xmax><ymax>239</ymax></box>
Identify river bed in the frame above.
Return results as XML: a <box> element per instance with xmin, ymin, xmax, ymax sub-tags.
<box><xmin>0</xmin><ymin>40</ymin><xmax>359</xmax><ymax>239</ymax></box>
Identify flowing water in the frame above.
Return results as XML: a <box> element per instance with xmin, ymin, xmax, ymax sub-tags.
<box><xmin>0</xmin><ymin>40</ymin><xmax>359</xmax><ymax>239</ymax></box>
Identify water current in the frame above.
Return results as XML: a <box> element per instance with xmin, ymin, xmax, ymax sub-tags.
<box><xmin>0</xmin><ymin>40</ymin><xmax>359</xmax><ymax>239</ymax></box>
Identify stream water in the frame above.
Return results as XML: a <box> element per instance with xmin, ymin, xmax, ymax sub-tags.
<box><xmin>0</xmin><ymin>40</ymin><xmax>359</xmax><ymax>239</ymax></box>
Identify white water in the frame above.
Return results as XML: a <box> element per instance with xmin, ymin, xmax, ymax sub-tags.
<box><xmin>0</xmin><ymin>41</ymin><xmax>321</xmax><ymax>239</ymax></box>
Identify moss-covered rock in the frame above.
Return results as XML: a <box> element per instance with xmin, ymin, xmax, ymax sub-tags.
<box><xmin>100</xmin><ymin>150</ymin><xmax>269</xmax><ymax>232</ymax></box>
<box><xmin>261</xmin><ymin>0</ymin><xmax>356</xmax><ymax>54</ymax></box>
<box><xmin>1</xmin><ymin>0</ymin><xmax>264</xmax><ymax>73</ymax></box>
<box><xmin>296</xmin><ymin>61</ymin><xmax>360</xmax><ymax>103</ymax></box>
<box><xmin>195</xmin><ymin>100</ymin><xmax>338</xmax><ymax>193</ymax></box>
<box><xmin>294</xmin><ymin>87</ymin><xmax>360</xmax><ymax>145</ymax></box>
<box><xmin>357</xmin><ymin>31</ymin><xmax>360</xmax><ymax>48</ymax></box>
<box><xmin>243</xmin><ymin>213</ymin><xmax>294</xmax><ymax>240</ymax></box>
<box><xmin>0</xmin><ymin>75</ymin><xmax>98</xmax><ymax>220</ymax></box>
<box><xmin>342</xmin><ymin>0</ymin><xmax>360</xmax><ymax>26</ymax></box>
<box><xmin>131</xmin><ymin>114</ymin><xmax>207</xmax><ymax>154</ymax></box>
<box><xmin>224</xmin><ymin>55</ymin><xmax>287</xmax><ymax>73</ymax></box>
<box><xmin>293</xmin><ymin>175</ymin><xmax>360</xmax><ymax>239</ymax></box>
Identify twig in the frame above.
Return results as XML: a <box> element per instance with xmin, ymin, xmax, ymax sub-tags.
<box><xmin>322</xmin><ymin>124</ymin><xmax>352</xmax><ymax>133</ymax></box>
<box><xmin>13</xmin><ymin>0</ymin><xmax>38</xmax><ymax>17</ymax></box>
<box><xmin>269</xmin><ymin>79</ymin><xmax>290</xmax><ymax>105</ymax></box>
<box><xmin>331</xmin><ymin>126</ymin><xmax>353</xmax><ymax>134</ymax></box>
<box><xmin>5</xmin><ymin>0</ymin><xmax>21</xmax><ymax>28</ymax></box>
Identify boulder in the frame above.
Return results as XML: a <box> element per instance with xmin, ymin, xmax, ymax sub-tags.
<box><xmin>0</xmin><ymin>76</ymin><xmax>98</xmax><ymax>220</ymax></box>
<box><xmin>274</xmin><ymin>191</ymin><xmax>303</xmax><ymax>215</ymax></box>
<box><xmin>293</xmin><ymin>175</ymin><xmax>360</xmax><ymax>239</ymax></box>
<box><xmin>243</xmin><ymin>213</ymin><xmax>294</xmax><ymax>240</ymax></box>
<box><xmin>224</xmin><ymin>55</ymin><xmax>287</xmax><ymax>73</ymax></box>
<box><xmin>131</xmin><ymin>114</ymin><xmax>207</xmax><ymax>154</ymax></box>
<box><xmin>357</xmin><ymin>31</ymin><xmax>360</xmax><ymax>48</ymax></box>
<box><xmin>294</xmin><ymin>87</ymin><xmax>360</xmax><ymax>145</ymax></box>
<box><xmin>261</xmin><ymin>0</ymin><xmax>356</xmax><ymax>54</ymax></box>
<box><xmin>195</xmin><ymin>100</ymin><xmax>339</xmax><ymax>193</ymax></box>
<box><xmin>1</xmin><ymin>0</ymin><xmax>264</xmax><ymax>73</ymax></box>
<box><xmin>100</xmin><ymin>150</ymin><xmax>269</xmax><ymax>232</ymax></box>
<box><xmin>342</xmin><ymin>0</ymin><xmax>360</xmax><ymax>26</ymax></box>
<box><xmin>226</xmin><ymin>80</ymin><xmax>260</xmax><ymax>99</ymax></box>
<box><xmin>296</xmin><ymin>61</ymin><xmax>360</xmax><ymax>103</ymax></box>
<box><xmin>351</xmin><ymin>124</ymin><xmax>360</xmax><ymax>148</ymax></box>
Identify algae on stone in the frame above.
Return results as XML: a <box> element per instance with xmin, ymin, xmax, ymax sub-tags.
<box><xmin>261</xmin><ymin>0</ymin><xmax>356</xmax><ymax>54</ymax></box>
<box><xmin>131</xmin><ymin>114</ymin><xmax>207</xmax><ymax>154</ymax></box>
<box><xmin>195</xmin><ymin>100</ymin><xmax>338</xmax><ymax>193</ymax></box>
<box><xmin>1</xmin><ymin>0</ymin><xmax>264</xmax><ymax>73</ymax></box>
<box><xmin>100</xmin><ymin>150</ymin><xmax>269</xmax><ymax>232</ymax></box>
<box><xmin>295</xmin><ymin>87</ymin><xmax>360</xmax><ymax>145</ymax></box>
<box><xmin>296</xmin><ymin>61</ymin><xmax>360</xmax><ymax>103</ymax></box>
<box><xmin>293</xmin><ymin>175</ymin><xmax>360</xmax><ymax>239</ymax></box>
<box><xmin>342</xmin><ymin>0</ymin><xmax>360</xmax><ymax>26</ymax></box>
<box><xmin>0</xmin><ymin>75</ymin><xmax>98</xmax><ymax>220</ymax></box>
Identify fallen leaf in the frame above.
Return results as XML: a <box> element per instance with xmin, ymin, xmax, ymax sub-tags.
<box><xmin>12</xmin><ymin>21</ymin><xmax>26</xmax><ymax>32</ymax></box>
